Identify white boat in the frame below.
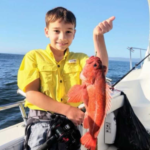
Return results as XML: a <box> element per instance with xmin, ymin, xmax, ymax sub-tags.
<box><xmin>1</xmin><ymin>1</ymin><xmax>150</xmax><ymax>149</ymax></box>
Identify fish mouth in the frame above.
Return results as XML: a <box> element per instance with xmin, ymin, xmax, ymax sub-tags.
<box><xmin>80</xmin><ymin>72</ymin><xmax>86</xmax><ymax>81</ymax></box>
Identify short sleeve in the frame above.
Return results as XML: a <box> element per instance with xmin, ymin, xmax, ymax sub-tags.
<box><xmin>79</xmin><ymin>53</ymin><xmax>89</xmax><ymax>69</ymax></box>
<box><xmin>17</xmin><ymin>51</ymin><xmax>39</xmax><ymax>92</ymax></box>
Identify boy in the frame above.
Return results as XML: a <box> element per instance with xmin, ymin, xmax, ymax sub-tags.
<box><xmin>18</xmin><ymin>7</ymin><xmax>115</xmax><ymax>150</ymax></box>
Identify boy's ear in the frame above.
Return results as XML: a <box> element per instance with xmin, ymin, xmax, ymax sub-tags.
<box><xmin>44</xmin><ymin>27</ymin><xmax>49</xmax><ymax>38</ymax></box>
<box><xmin>73</xmin><ymin>29</ymin><xmax>76</xmax><ymax>39</ymax></box>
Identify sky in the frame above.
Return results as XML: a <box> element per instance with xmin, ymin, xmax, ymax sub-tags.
<box><xmin>0</xmin><ymin>0</ymin><xmax>149</xmax><ymax>58</ymax></box>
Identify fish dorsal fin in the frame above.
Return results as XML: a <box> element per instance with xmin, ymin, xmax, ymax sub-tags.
<box><xmin>105</xmin><ymin>83</ymin><xmax>112</xmax><ymax>114</ymax></box>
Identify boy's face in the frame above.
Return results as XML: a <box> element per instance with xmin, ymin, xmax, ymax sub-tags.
<box><xmin>45</xmin><ymin>19</ymin><xmax>76</xmax><ymax>52</ymax></box>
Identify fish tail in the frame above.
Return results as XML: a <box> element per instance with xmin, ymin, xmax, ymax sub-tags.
<box><xmin>80</xmin><ymin>132</ymin><xmax>97</xmax><ymax>150</ymax></box>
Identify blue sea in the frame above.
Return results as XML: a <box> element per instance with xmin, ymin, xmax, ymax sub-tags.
<box><xmin>0</xmin><ymin>53</ymin><xmax>139</xmax><ymax>130</ymax></box>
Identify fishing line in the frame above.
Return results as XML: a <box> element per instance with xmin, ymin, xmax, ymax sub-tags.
<box><xmin>112</xmin><ymin>53</ymin><xmax>150</xmax><ymax>88</ymax></box>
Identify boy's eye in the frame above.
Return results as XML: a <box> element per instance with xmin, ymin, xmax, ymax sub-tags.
<box><xmin>54</xmin><ymin>30</ymin><xmax>59</xmax><ymax>33</ymax></box>
<box><xmin>66</xmin><ymin>31</ymin><xmax>71</xmax><ymax>33</ymax></box>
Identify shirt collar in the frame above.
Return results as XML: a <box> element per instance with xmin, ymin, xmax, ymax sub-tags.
<box><xmin>45</xmin><ymin>44</ymin><xmax>69</xmax><ymax>60</ymax></box>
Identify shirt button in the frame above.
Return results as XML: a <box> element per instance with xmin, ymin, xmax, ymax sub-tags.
<box><xmin>58</xmin><ymin>65</ymin><xmax>60</xmax><ymax>67</ymax></box>
<box><xmin>60</xmin><ymin>80</ymin><xmax>62</xmax><ymax>83</ymax></box>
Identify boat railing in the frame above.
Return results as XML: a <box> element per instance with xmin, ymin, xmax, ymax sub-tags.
<box><xmin>127</xmin><ymin>47</ymin><xmax>146</xmax><ymax>69</ymax></box>
<box><xmin>0</xmin><ymin>90</ymin><xmax>27</xmax><ymax>125</ymax></box>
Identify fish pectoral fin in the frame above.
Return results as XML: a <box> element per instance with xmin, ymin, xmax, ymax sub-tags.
<box><xmin>67</xmin><ymin>85</ymin><xmax>84</xmax><ymax>103</ymax></box>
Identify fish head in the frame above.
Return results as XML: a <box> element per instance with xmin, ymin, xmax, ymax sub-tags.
<box><xmin>80</xmin><ymin>56</ymin><xmax>106</xmax><ymax>84</ymax></box>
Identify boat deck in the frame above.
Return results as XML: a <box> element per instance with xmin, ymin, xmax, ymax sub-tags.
<box><xmin>0</xmin><ymin>122</ymin><xmax>25</xmax><ymax>146</ymax></box>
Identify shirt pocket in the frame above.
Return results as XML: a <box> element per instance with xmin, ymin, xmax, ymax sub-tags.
<box><xmin>38</xmin><ymin>64</ymin><xmax>57</xmax><ymax>92</ymax></box>
<box><xmin>63</xmin><ymin>63</ymin><xmax>82</xmax><ymax>92</ymax></box>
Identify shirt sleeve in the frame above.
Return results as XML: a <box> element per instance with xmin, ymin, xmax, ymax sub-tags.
<box><xmin>17</xmin><ymin>51</ymin><xmax>39</xmax><ymax>92</ymax></box>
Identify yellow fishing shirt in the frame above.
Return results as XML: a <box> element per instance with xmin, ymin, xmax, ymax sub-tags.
<box><xmin>17</xmin><ymin>44</ymin><xmax>89</xmax><ymax>110</ymax></box>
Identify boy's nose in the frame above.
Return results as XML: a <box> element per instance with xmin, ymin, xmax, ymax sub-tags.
<box><xmin>59</xmin><ymin>32</ymin><xmax>66</xmax><ymax>40</ymax></box>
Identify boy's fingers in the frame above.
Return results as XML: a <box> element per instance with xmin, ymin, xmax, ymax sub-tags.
<box><xmin>103</xmin><ymin>21</ymin><xmax>111</xmax><ymax>31</ymax></box>
<box><xmin>107</xmin><ymin>16</ymin><xmax>115</xmax><ymax>24</ymax></box>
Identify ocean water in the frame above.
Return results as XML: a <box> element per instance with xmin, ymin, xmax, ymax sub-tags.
<box><xmin>0</xmin><ymin>53</ymin><xmax>139</xmax><ymax>130</ymax></box>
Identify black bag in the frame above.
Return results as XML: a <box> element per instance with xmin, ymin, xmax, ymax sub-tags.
<box><xmin>114</xmin><ymin>92</ymin><xmax>150</xmax><ymax>150</ymax></box>
<box><xmin>24</xmin><ymin>110</ymin><xmax>81</xmax><ymax>150</ymax></box>
<box><xmin>37</xmin><ymin>113</ymin><xmax>81</xmax><ymax>150</ymax></box>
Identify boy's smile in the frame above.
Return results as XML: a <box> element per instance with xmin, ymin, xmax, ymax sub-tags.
<box><xmin>45</xmin><ymin>19</ymin><xmax>76</xmax><ymax>53</ymax></box>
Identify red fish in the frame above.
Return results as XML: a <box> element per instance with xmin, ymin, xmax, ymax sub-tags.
<box><xmin>68</xmin><ymin>56</ymin><xmax>111</xmax><ymax>150</ymax></box>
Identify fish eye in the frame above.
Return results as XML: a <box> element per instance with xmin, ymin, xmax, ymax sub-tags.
<box><xmin>93</xmin><ymin>64</ymin><xmax>97</xmax><ymax>67</ymax></box>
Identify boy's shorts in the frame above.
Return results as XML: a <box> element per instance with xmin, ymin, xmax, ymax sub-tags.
<box><xmin>26</xmin><ymin>110</ymin><xmax>82</xmax><ymax>150</ymax></box>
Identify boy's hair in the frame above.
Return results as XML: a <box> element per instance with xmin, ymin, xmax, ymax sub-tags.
<box><xmin>45</xmin><ymin>7</ymin><xmax>76</xmax><ymax>28</ymax></box>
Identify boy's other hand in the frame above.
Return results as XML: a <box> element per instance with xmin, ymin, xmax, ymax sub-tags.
<box><xmin>93</xmin><ymin>16</ymin><xmax>115</xmax><ymax>36</ymax></box>
<box><xmin>66</xmin><ymin>106</ymin><xmax>85</xmax><ymax>126</ymax></box>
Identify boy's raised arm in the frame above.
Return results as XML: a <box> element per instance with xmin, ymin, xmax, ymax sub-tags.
<box><xmin>93</xmin><ymin>16</ymin><xmax>115</xmax><ymax>74</ymax></box>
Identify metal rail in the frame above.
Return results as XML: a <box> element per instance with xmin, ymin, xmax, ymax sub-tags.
<box><xmin>0</xmin><ymin>98</ymin><xmax>27</xmax><ymax>125</ymax></box>
<box><xmin>127</xmin><ymin>47</ymin><xmax>146</xmax><ymax>69</ymax></box>
<box><xmin>0</xmin><ymin>100</ymin><xmax>25</xmax><ymax>111</ymax></box>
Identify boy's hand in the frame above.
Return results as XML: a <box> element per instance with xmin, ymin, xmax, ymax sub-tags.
<box><xmin>66</xmin><ymin>106</ymin><xmax>85</xmax><ymax>126</ymax></box>
<box><xmin>93</xmin><ymin>16</ymin><xmax>115</xmax><ymax>36</ymax></box>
